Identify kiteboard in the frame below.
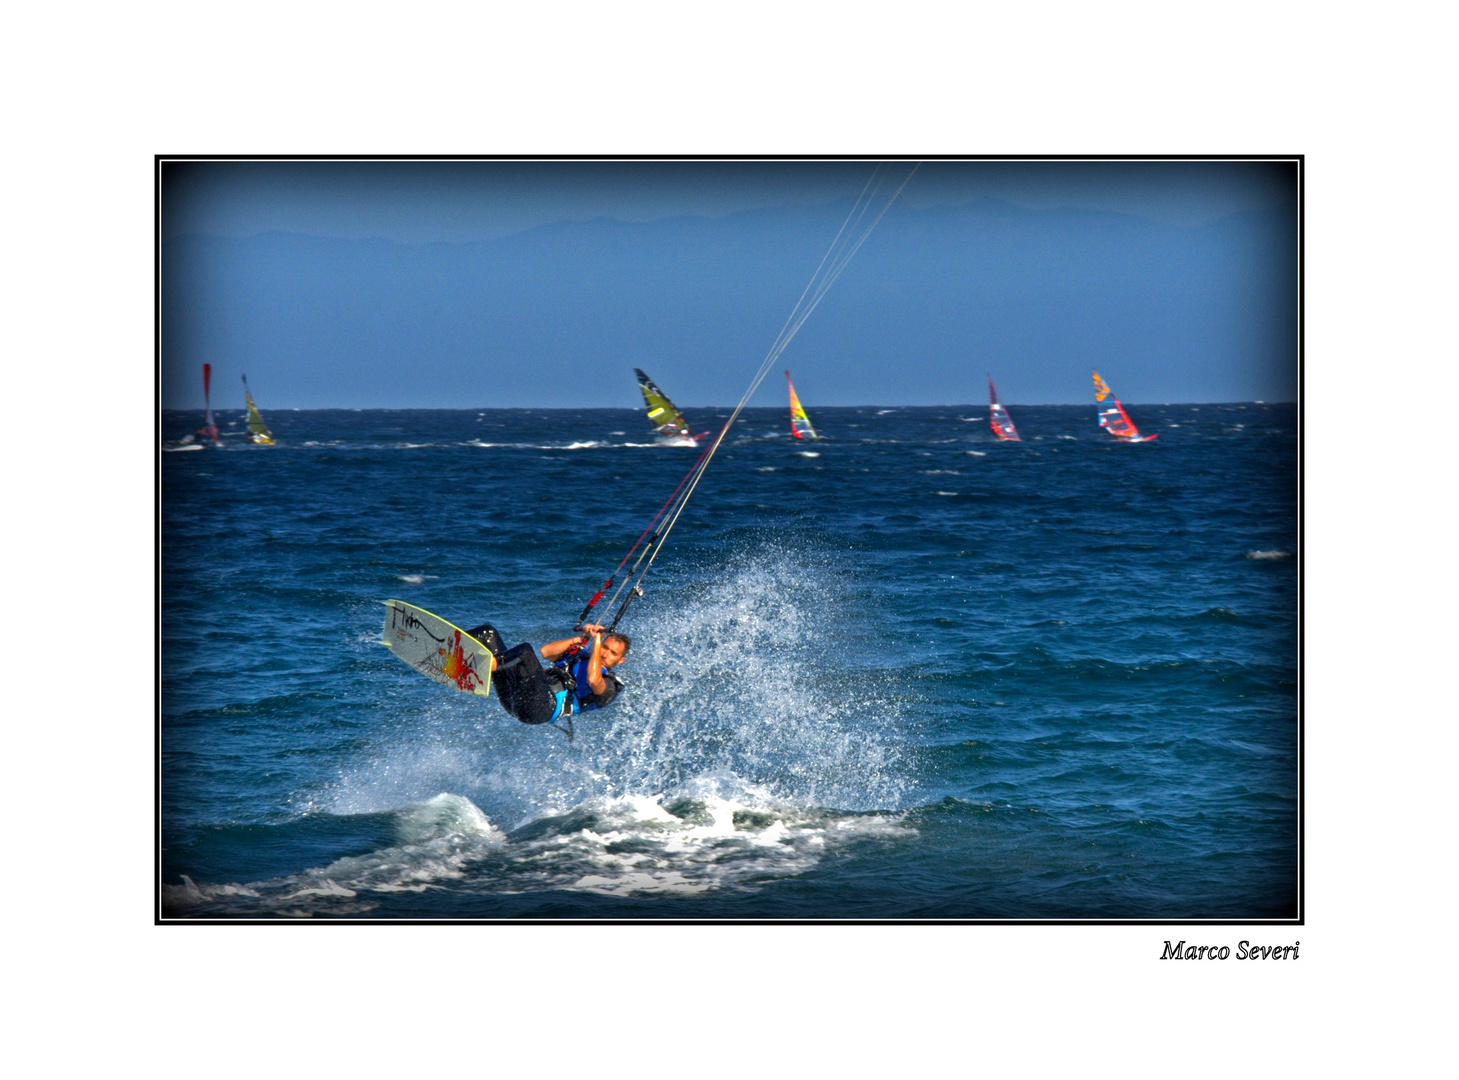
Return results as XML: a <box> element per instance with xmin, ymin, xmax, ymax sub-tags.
<box><xmin>382</xmin><ymin>600</ymin><xmax>495</xmax><ymax>697</ymax></box>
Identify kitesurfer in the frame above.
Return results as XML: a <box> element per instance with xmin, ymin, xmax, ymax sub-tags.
<box><xmin>465</xmin><ymin>621</ymin><xmax>629</xmax><ymax>726</ymax></box>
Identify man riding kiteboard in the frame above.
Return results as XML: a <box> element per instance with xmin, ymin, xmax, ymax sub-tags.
<box><xmin>465</xmin><ymin>621</ymin><xmax>629</xmax><ymax>728</ymax></box>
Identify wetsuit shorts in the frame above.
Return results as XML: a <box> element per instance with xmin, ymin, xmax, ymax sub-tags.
<box><xmin>491</xmin><ymin>643</ymin><xmax>571</xmax><ymax>725</ymax></box>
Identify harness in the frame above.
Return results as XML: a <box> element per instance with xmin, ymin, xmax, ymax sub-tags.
<box><xmin>542</xmin><ymin>647</ymin><xmax>624</xmax><ymax>740</ymax></box>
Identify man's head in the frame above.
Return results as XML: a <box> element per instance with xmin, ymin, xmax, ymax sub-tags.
<box><xmin>600</xmin><ymin>632</ymin><xmax>631</xmax><ymax>668</ymax></box>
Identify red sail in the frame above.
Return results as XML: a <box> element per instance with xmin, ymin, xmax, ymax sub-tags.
<box><xmin>1092</xmin><ymin>370</ymin><xmax>1157</xmax><ymax>442</ymax></box>
<box><xmin>988</xmin><ymin>376</ymin><xmax>1020</xmax><ymax>441</ymax></box>
<box><xmin>198</xmin><ymin>363</ymin><xmax>222</xmax><ymax>447</ymax></box>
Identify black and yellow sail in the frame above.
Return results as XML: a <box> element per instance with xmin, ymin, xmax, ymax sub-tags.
<box><xmin>242</xmin><ymin>375</ymin><xmax>275</xmax><ymax>445</ymax></box>
<box><xmin>634</xmin><ymin>368</ymin><xmax>695</xmax><ymax>439</ymax></box>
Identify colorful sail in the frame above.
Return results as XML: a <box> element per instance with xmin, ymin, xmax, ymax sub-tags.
<box><xmin>988</xmin><ymin>376</ymin><xmax>1020</xmax><ymax>441</ymax></box>
<box><xmin>198</xmin><ymin>363</ymin><xmax>222</xmax><ymax>447</ymax></box>
<box><xmin>634</xmin><ymin>368</ymin><xmax>700</xmax><ymax>440</ymax></box>
<box><xmin>1092</xmin><ymin>370</ymin><xmax>1157</xmax><ymax>442</ymax></box>
<box><xmin>242</xmin><ymin>374</ymin><xmax>276</xmax><ymax>444</ymax></box>
<box><xmin>785</xmin><ymin>370</ymin><xmax>819</xmax><ymax>439</ymax></box>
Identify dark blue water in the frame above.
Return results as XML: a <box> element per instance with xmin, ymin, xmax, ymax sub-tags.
<box><xmin>160</xmin><ymin>404</ymin><xmax>1298</xmax><ymax>919</ymax></box>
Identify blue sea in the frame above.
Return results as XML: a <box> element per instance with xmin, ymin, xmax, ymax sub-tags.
<box><xmin>159</xmin><ymin>403</ymin><xmax>1298</xmax><ymax>920</ymax></box>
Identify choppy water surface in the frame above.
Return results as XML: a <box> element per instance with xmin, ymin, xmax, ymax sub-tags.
<box><xmin>160</xmin><ymin>404</ymin><xmax>1297</xmax><ymax>919</ymax></box>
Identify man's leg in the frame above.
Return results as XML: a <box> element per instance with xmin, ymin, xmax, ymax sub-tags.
<box><xmin>464</xmin><ymin>623</ymin><xmax>507</xmax><ymax>661</ymax></box>
<box><xmin>490</xmin><ymin>644</ymin><xmax>559</xmax><ymax>725</ymax></box>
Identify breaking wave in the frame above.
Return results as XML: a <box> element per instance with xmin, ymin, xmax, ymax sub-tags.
<box><xmin>161</xmin><ymin>787</ymin><xmax>913</xmax><ymax>917</ymax></box>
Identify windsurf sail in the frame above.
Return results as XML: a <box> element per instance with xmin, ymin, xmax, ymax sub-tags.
<box><xmin>988</xmin><ymin>376</ymin><xmax>1020</xmax><ymax>441</ymax></box>
<box><xmin>242</xmin><ymin>374</ymin><xmax>276</xmax><ymax>445</ymax></box>
<box><xmin>634</xmin><ymin>368</ymin><xmax>702</xmax><ymax>440</ymax></box>
<box><xmin>1092</xmin><ymin>370</ymin><xmax>1157</xmax><ymax>442</ymax></box>
<box><xmin>198</xmin><ymin>364</ymin><xmax>222</xmax><ymax>448</ymax></box>
<box><xmin>786</xmin><ymin>370</ymin><xmax>819</xmax><ymax>439</ymax></box>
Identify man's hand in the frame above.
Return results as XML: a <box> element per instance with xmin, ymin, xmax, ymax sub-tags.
<box><xmin>579</xmin><ymin>624</ymin><xmax>608</xmax><ymax>693</ymax></box>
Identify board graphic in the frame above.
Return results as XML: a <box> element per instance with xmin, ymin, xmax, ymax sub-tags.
<box><xmin>382</xmin><ymin>600</ymin><xmax>495</xmax><ymax>697</ymax></box>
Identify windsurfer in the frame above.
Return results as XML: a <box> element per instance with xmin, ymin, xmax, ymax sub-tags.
<box><xmin>466</xmin><ymin>621</ymin><xmax>629</xmax><ymax>725</ymax></box>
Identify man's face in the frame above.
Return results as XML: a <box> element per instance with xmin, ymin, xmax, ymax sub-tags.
<box><xmin>600</xmin><ymin>637</ymin><xmax>627</xmax><ymax>668</ymax></box>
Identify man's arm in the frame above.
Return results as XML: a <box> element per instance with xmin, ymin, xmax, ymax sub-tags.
<box><xmin>540</xmin><ymin>633</ymin><xmax>587</xmax><ymax>662</ymax></box>
<box><xmin>583</xmin><ymin>627</ymin><xmax>607</xmax><ymax>693</ymax></box>
<box><xmin>540</xmin><ymin>627</ymin><xmax>609</xmax><ymax>693</ymax></box>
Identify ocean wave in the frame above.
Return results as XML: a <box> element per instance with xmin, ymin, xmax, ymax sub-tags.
<box><xmin>1246</xmin><ymin>550</ymin><xmax>1291</xmax><ymax>560</ymax></box>
<box><xmin>162</xmin><ymin>788</ymin><xmax>913</xmax><ymax>916</ymax></box>
<box><xmin>162</xmin><ymin>793</ymin><xmax>506</xmax><ymax>917</ymax></box>
<box><xmin>515</xmin><ymin>786</ymin><xmax>912</xmax><ymax>900</ymax></box>
<box><xmin>470</xmin><ymin>439</ymin><xmax>611</xmax><ymax>450</ymax></box>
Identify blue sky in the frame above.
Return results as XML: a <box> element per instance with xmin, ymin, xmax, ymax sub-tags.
<box><xmin>165</xmin><ymin>159</ymin><xmax>1294</xmax><ymax>240</ymax></box>
<box><xmin>160</xmin><ymin>159</ymin><xmax>1298</xmax><ymax>409</ymax></box>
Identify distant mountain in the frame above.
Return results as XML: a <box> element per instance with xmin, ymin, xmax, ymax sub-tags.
<box><xmin>160</xmin><ymin>198</ymin><xmax>1297</xmax><ymax>409</ymax></box>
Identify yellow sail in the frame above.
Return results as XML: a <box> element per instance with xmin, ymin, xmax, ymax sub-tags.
<box><xmin>634</xmin><ymin>368</ymin><xmax>695</xmax><ymax>438</ymax></box>
<box><xmin>786</xmin><ymin>370</ymin><xmax>818</xmax><ymax>439</ymax></box>
<box><xmin>242</xmin><ymin>375</ymin><xmax>275</xmax><ymax>444</ymax></box>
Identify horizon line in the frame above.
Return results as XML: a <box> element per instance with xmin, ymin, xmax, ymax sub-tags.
<box><xmin>160</xmin><ymin>400</ymin><xmax>1295</xmax><ymax>412</ymax></box>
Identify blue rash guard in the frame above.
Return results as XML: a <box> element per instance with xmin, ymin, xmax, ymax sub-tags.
<box><xmin>545</xmin><ymin>652</ymin><xmax>622</xmax><ymax>722</ymax></box>
<box><xmin>566</xmin><ymin>653</ymin><xmax>622</xmax><ymax>711</ymax></box>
